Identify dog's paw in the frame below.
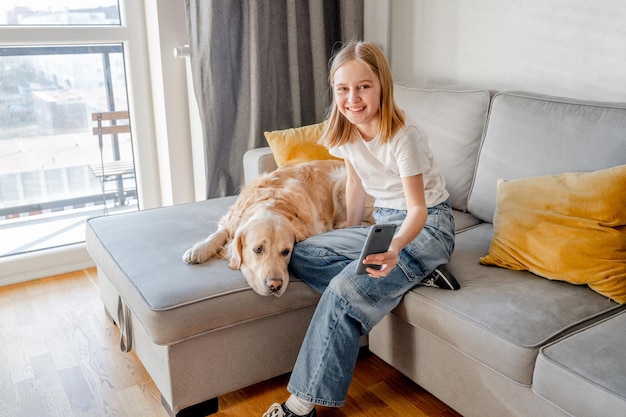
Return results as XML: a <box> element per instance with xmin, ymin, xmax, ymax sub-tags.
<box><xmin>182</xmin><ymin>246</ymin><xmax>207</xmax><ymax>264</ymax></box>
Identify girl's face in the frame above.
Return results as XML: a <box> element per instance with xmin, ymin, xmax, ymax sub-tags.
<box><xmin>333</xmin><ymin>59</ymin><xmax>382</xmax><ymax>141</ymax></box>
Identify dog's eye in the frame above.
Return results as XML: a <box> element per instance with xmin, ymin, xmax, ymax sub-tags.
<box><xmin>281</xmin><ymin>249</ymin><xmax>290</xmax><ymax>257</ymax></box>
<box><xmin>254</xmin><ymin>246</ymin><xmax>264</xmax><ymax>254</ymax></box>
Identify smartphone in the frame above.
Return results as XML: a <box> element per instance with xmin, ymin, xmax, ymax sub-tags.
<box><xmin>356</xmin><ymin>224</ymin><xmax>398</xmax><ymax>275</ymax></box>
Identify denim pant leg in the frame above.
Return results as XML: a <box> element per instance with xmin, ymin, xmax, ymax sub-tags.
<box><xmin>287</xmin><ymin>260</ymin><xmax>420</xmax><ymax>407</ymax></box>
<box><xmin>287</xmin><ymin>201</ymin><xmax>455</xmax><ymax>407</ymax></box>
<box><xmin>288</xmin><ymin>226</ymin><xmax>370</xmax><ymax>293</ymax></box>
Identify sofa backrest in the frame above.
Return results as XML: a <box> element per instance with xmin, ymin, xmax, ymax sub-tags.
<box><xmin>394</xmin><ymin>85</ymin><xmax>490</xmax><ymax>211</ymax></box>
<box><xmin>468</xmin><ymin>91</ymin><xmax>626</xmax><ymax>223</ymax></box>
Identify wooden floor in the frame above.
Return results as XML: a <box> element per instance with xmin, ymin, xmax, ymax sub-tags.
<box><xmin>0</xmin><ymin>269</ymin><xmax>462</xmax><ymax>417</ymax></box>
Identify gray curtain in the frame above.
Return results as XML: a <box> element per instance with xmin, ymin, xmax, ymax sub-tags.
<box><xmin>185</xmin><ymin>0</ymin><xmax>363</xmax><ymax>198</ymax></box>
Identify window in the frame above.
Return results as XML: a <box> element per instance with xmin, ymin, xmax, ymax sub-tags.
<box><xmin>0</xmin><ymin>2</ymin><xmax>139</xmax><ymax>258</ymax></box>
<box><xmin>0</xmin><ymin>43</ymin><xmax>137</xmax><ymax>256</ymax></box>
<box><xmin>0</xmin><ymin>0</ymin><xmax>194</xmax><ymax>283</ymax></box>
<box><xmin>0</xmin><ymin>1</ymin><xmax>121</xmax><ymax>26</ymax></box>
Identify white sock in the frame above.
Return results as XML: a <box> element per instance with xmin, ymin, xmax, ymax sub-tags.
<box><xmin>285</xmin><ymin>395</ymin><xmax>315</xmax><ymax>416</ymax></box>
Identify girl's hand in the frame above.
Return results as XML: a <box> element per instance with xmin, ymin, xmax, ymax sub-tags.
<box><xmin>363</xmin><ymin>248</ymin><xmax>399</xmax><ymax>278</ymax></box>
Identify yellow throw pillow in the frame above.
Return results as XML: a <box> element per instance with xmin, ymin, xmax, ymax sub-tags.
<box><xmin>264</xmin><ymin>122</ymin><xmax>340</xmax><ymax>167</ymax></box>
<box><xmin>479</xmin><ymin>164</ymin><xmax>626</xmax><ymax>304</ymax></box>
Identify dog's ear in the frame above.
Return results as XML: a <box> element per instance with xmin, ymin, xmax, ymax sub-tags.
<box><xmin>291</xmin><ymin>220</ymin><xmax>309</xmax><ymax>242</ymax></box>
<box><xmin>227</xmin><ymin>228</ymin><xmax>244</xmax><ymax>270</ymax></box>
<box><xmin>275</xmin><ymin>196</ymin><xmax>318</xmax><ymax>240</ymax></box>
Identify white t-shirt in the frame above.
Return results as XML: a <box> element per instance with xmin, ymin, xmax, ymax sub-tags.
<box><xmin>329</xmin><ymin>125</ymin><xmax>449</xmax><ymax>209</ymax></box>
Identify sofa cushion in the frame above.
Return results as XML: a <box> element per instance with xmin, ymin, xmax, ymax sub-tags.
<box><xmin>86</xmin><ymin>197</ymin><xmax>321</xmax><ymax>345</ymax></box>
<box><xmin>390</xmin><ymin>223</ymin><xmax>623</xmax><ymax>386</ymax></box>
<box><xmin>394</xmin><ymin>85</ymin><xmax>490</xmax><ymax>211</ymax></box>
<box><xmin>480</xmin><ymin>165</ymin><xmax>626</xmax><ymax>304</ymax></box>
<box><xmin>533</xmin><ymin>310</ymin><xmax>626</xmax><ymax>416</ymax></box>
<box><xmin>468</xmin><ymin>91</ymin><xmax>626</xmax><ymax>223</ymax></box>
<box><xmin>452</xmin><ymin>209</ymin><xmax>482</xmax><ymax>232</ymax></box>
<box><xmin>265</xmin><ymin>122</ymin><xmax>340</xmax><ymax>167</ymax></box>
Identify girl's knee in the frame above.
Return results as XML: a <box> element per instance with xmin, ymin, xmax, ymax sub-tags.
<box><xmin>327</xmin><ymin>270</ymin><xmax>361</xmax><ymax>301</ymax></box>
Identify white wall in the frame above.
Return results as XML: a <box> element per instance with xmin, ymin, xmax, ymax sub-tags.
<box><xmin>143</xmin><ymin>0</ymin><xmax>195</xmax><ymax>207</ymax></box>
<box><xmin>366</xmin><ymin>0</ymin><xmax>626</xmax><ymax>102</ymax></box>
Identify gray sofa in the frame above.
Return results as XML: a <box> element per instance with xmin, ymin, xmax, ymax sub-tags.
<box><xmin>86</xmin><ymin>86</ymin><xmax>626</xmax><ymax>417</ymax></box>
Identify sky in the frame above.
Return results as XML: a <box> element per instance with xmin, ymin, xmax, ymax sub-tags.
<box><xmin>0</xmin><ymin>1</ymin><xmax>118</xmax><ymax>14</ymax></box>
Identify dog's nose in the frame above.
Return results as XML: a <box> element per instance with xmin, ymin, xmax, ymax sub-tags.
<box><xmin>266</xmin><ymin>278</ymin><xmax>283</xmax><ymax>293</ymax></box>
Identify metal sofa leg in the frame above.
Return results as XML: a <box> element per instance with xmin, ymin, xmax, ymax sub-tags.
<box><xmin>162</xmin><ymin>396</ymin><xmax>219</xmax><ymax>417</ymax></box>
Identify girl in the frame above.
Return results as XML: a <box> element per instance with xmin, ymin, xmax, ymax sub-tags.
<box><xmin>263</xmin><ymin>41</ymin><xmax>456</xmax><ymax>417</ymax></box>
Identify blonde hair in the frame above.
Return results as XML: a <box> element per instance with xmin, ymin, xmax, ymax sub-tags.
<box><xmin>320</xmin><ymin>41</ymin><xmax>405</xmax><ymax>148</ymax></box>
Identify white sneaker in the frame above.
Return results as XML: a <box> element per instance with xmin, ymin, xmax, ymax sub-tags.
<box><xmin>262</xmin><ymin>402</ymin><xmax>317</xmax><ymax>417</ymax></box>
<box><xmin>263</xmin><ymin>403</ymin><xmax>285</xmax><ymax>417</ymax></box>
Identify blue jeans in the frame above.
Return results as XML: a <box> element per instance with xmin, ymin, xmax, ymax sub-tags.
<box><xmin>287</xmin><ymin>200</ymin><xmax>455</xmax><ymax>407</ymax></box>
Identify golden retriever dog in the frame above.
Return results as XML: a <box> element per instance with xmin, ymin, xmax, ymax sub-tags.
<box><xmin>182</xmin><ymin>159</ymin><xmax>373</xmax><ymax>297</ymax></box>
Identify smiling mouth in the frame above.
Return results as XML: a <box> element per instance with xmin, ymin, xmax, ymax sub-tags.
<box><xmin>347</xmin><ymin>106</ymin><xmax>365</xmax><ymax>112</ymax></box>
